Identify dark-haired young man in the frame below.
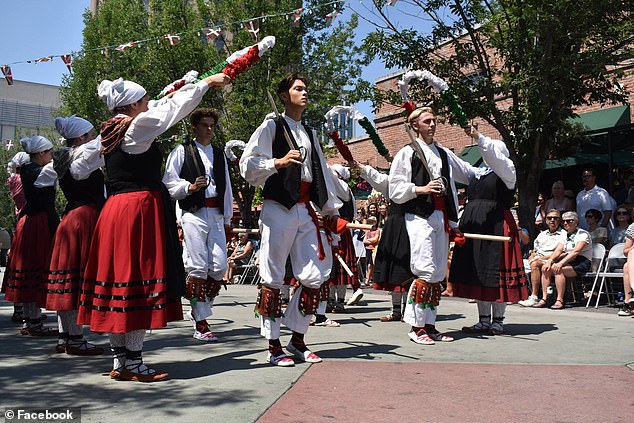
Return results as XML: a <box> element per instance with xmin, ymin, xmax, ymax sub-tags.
<box><xmin>240</xmin><ymin>74</ymin><xmax>341</xmax><ymax>366</ymax></box>
<box><xmin>163</xmin><ymin>108</ymin><xmax>233</xmax><ymax>342</ymax></box>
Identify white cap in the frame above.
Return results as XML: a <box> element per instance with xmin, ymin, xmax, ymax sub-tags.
<box><xmin>98</xmin><ymin>78</ymin><xmax>147</xmax><ymax>111</ymax></box>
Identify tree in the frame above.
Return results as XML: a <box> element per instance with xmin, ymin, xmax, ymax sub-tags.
<box><xmin>60</xmin><ymin>0</ymin><xmax>371</xmax><ymax>226</ymax></box>
<box><xmin>361</xmin><ymin>0</ymin><xmax>633</xmax><ymax>236</ymax></box>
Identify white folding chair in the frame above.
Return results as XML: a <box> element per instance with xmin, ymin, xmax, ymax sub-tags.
<box><xmin>238</xmin><ymin>241</ymin><xmax>260</xmax><ymax>285</ymax></box>
<box><xmin>589</xmin><ymin>243</ymin><xmax>625</xmax><ymax>308</ymax></box>
<box><xmin>584</xmin><ymin>243</ymin><xmax>606</xmax><ymax>308</ymax></box>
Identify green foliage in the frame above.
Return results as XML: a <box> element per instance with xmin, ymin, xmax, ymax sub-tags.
<box><xmin>361</xmin><ymin>0</ymin><xmax>633</xmax><ymax>236</ymax></box>
<box><xmin>59</xmin><ymin>0</ymin><xmax>371</xmax><ymax>224</ymax></box>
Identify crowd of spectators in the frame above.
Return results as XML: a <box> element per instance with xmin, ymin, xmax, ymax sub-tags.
<box><xmin>524</xmin><ymin>167</ymin><xmax>634</xmax><ymax>313</ymax></box>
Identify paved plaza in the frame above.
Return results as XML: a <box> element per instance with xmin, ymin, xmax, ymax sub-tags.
<box><xmin>1</xmin><ymin>279</ymin><xmax>633</xmax><ymax>422</ymax></box>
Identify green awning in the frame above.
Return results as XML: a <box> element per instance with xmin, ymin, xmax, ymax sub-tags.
<box><xmin>571</xmin><ymin>105</ymin><xmax>630</xmax><ymax>132</ymax></box>
<box><xmin>458</xmin><ymin>144</ymin><xmax>485</xmax><ymax>167</ymax></box>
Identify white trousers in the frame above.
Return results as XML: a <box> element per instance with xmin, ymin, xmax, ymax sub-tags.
<box><xmin>258</xmin><ymin>200</ymin><xmax>332</xmax><ymax>339</ymax></box>
<box><xmin>405</xmin><ymin>211</ymin><xmax>449</xmax><ymax>283</ymax></box>
<box><xmin>258</xmin><ymin>200</ymin><xmax>332</xmax><ymax>288</ymax></box>
<box><xmin>181</xmin><ymin>207</ymin><xmax>228</xmax><ymax>280</ymax></box>
<box><xmin>403</xmin><ymin>281</ymin><xmax>439</xmax><ymax>327</ymax></box>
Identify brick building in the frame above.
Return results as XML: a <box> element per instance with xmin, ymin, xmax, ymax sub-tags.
<box><xmin>333</xmin><ymin>63</ymin><xmax>633</xmax><ymax>200</ymax></box>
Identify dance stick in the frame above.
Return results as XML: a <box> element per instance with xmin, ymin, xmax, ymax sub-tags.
<box><xmin>334</xmin><ymin>252</ymin><xmax>354</xmax><ymax>277</ymax></box>
<box><xmin>232</xmin><ymin>222</ymin><xmax>372</xmax><ymax>234</ymax></box>
<box><xmin>231</xmin><ymin>228</ymin><xmax>260</xmax><ymax>234</ymax></box>
<box><xmin>463</xmin><ymin>233</ymin><xmax>511</xmax><ymax>242</ymax></box>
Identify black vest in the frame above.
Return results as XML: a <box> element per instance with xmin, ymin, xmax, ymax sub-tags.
<box><xmin>59</xmin><ymin>169</ymin><xmax>105</xmax><ymax>214</ymax></box>
<box><xmin>338</xmin><ymin>193</ymin><xmax>355</xmax><ymax>221</ymax></box>
<box><xmin>178</xmin><ymin>141</ymin><xmax>226</xmax><ymax>214</ymax></box>
<box><xmin>402</xmin><ymin>145</ymin><xmax>458</xmax><ymax>222</ymax></box>
<box><xmin>262</xmin><ymin>118</ymin><xmax>328</xmax><ymax>210</ymax></box>
<box><xmin>105</xmin><ymin>143</ymin><xmax>163</xmax><ymax>195</ymax></box>
<box><xmin>19</xmin><ymin>162</ymin><xmax>59</xmax><ymax>231</ymax></box>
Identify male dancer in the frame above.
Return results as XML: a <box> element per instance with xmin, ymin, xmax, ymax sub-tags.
<box><xmin>389</xmin><ymin>107</ymin><xmax>474</xmax><ymax>344</ymax></box>
<box><xmin>240</xmin><ymin>74</ymin><xmax>340</xmax><ymax>366</ymax></box>
<box><xmin>163</xmin><ymin>108</ymin><xmax>233</xmax><ymax>341</ymax></box>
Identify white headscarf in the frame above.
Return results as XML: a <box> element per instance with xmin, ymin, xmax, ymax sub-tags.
<box><xmin>55</xmin><ymin>115</ymin><xmax>94</xmax><ymax>140</ymax></box>
<box><xmin>7</xmin><ymin>151</ymin><xmax>30</xmax><ymax>173</ymax></box>
<box><xmin>331</xmin><ymin>163</ymin><xmax>350</xmax><ymax>181</ymax></box>
<box><xmin>20</xmin><ymin>136</ymin><xmax>53</xmax><ymax>154</ymax></box>
<box><xmin>97</xmin><ymin>78</ymin><xmax>147</xmax><ymax>111</ymax></box>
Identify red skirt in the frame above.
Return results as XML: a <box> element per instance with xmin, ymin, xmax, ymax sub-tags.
<box><xmin>47</xmin><ymin>204</ymin><xmax>98</xmax><ymax>311</ymax></box>
<box><xmin>5</xmin><ymin>213</ymin><xmax>54</xmax><ymax>307</ymax></box>
<box><xmin>453</xmin><ymin>210</ymin><xmax>528</xmax><ymax>302</ymax></box>
<box><xmin>77</xmin><ymin>191</ymin><xmax>182</xmax><ymax>333</ymax></box>
<box><xmin>331</xmin><ymin>230</ymin><xmax>359</xmax><ymax>287</ymax></box>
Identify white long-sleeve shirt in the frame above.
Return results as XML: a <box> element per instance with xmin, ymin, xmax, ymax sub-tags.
<box><xmin>162</xmin><ymin>140</ymin><xmax>234</xmax><ymax>225</ymax></box>
<box><xmin>69</xmin><ymin>137</ymin><xmax>105</xmax><ymax>181</ymax></box>
<box><xmin>121</xmin><ymin>80</ymin><xmax>210</xmax><ymax>154</ymax></box>
<box><xmin>240</xmin><ymin>113</ymin><xmax>341</xmax><ymax>215</ymax></box>
<box><xmin>359</xmin><ymin>164</ymin><xmax>389</xmax><ymax>197</ymax></box>
<box><xmin>476</xmin><ymin>134</ymin><xmax>516</xmax><ymax>189</ymax></box>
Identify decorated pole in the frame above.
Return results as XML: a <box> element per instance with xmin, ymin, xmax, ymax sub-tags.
<box><xmin>397</xmin><ymin>69</ymin><xmax>469</xmax><ymax>127</ymax></box>
<box><xmin>324</xmin><ymin>105</ymin><xmax>391</xmax><ymax>162</ymax></box>
<box><xmin>156</xmin><ymin>36</ymin><xmax>276</xmax><ymax>99</ymax></box>
<box><xmin>224</xmin><ymin>140</ymin><xmax>246</xmax><ymax>165</ymax></box>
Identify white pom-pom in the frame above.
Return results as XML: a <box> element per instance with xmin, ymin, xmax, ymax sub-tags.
<box><xmin>224</xmin><ymin>140</ymin><xmax>246</xmax><ymax>161</ymax></box>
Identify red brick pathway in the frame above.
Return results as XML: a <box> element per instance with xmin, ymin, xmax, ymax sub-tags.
<box><xmin>258</xmin><ymin>362</ymin><xmax>633</xmax><ymax>423</ymax></box>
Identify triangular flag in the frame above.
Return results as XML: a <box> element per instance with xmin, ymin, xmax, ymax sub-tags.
<box><xmin>291</xmin><ymin>8</ymin><xmax>303</xmax><ymax>26</ymax></box>
<box><xmin>164</xmin><ymin>34</ymin><xmax>181</xmax><ymax>46</ymax></box>
<box><xmin>325</xmin><ymin>8</ymin><xmax>342</xmax><ymax>27</ymax></box>
<box><xmin>244</xmin><ymin>20</ymin><xmax>260</xmax><ymax>42</ymax></box>
<box><xmin>35</xmin><ymin>56</ymin><xmax>53</xmax><ymax>63</ymax></box>
<box><xmin>202</xmin><ymin>27</ymin><xmax>221</xmax><ymax>42</ymax></box>
<box><xmin>388</xmin><ymin>0</ymin><xmax>399</xmax><ymax>5</ymax></box>
<box><xmin>60</xmin><ymin>54</ymin><xmax>72</xmax><ymax>72</ymax></box>
<box><xmin>115</xmin><ymin>41</ymin><xmax>138</xmax><ymax>52</ymax></box>
<box><xmin>1</xmin><ymin>65</ymin><xmax>13</xmax><ymax>85</ymax></box>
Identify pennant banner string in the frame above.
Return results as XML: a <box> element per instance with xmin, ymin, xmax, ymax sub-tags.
<box><xmin>1</xmin><ymin>0</ymin><xmax>352</xmax><ymax>68</ymax></box>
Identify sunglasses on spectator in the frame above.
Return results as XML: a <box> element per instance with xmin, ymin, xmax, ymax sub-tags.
<box><xmin>562</xmin><ymin>219</ymin><xmax>576</xmax><ymax>223</ymax></box>
<box><xmin>616</xmin><ymin>210</ymin><xmax>629</xmax><ymax>215</ymax></box>
<box><xmin>546</xmin><ymin>216</ymin><xmax>560</xmax><ymax>220</ymax></box>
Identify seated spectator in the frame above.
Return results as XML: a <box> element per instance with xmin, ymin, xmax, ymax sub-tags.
<box><xmin>609</xmin><ymin>206</ymin><xmax>632</xmax><ymax>247</ymax></box>
<box><xmin>227</xmin><ymin>235</ymin><xmax>239</xmax><ymax>257</ymax></box>
<box><xmin>585</xmin><ymin>209</ymin><xmax>608</xmax><ymax>246</ymax></box>
<box><xmin>519</xmin><ymin>209</ymin><xmax>566</xmax><ymax>307</ymax></box>
<box><xmin>544</xmin><ymin>180</ymin><xmax>575</xmax><ymax>215</ymax></box>
<box><xmin>617</xmin><ymin>221</ymin><xmax>634</xmax><ymax>316</ymax></box>
<box><xmin>534</xmin><ymin>192</ymin><xmax>546</xmax><ymax>231</ymax></box>
<box><xmin>539</xmin><ymin>211</ymin><xmax>592</xmax><ymax>309</ymax></box>
<box><xmin>225</xmin><ymin>233</ymin><xmax>254</xmax><ymax>283</ymax></box>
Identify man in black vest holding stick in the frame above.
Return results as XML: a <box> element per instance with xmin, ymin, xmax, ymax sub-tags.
<box><xmin>163</xmin><ymin>108</ymin><xmax>233</xmax><ymax>342</ymax></box>
<box><xmin>389</xmin><ymin>107</ymin><xmax>476</xmax><ymax>345</ymax></box>
<box><xmin>240</xmin><ymin>74</ymin><xmax>341</xmax><ymax>366</ymax></box>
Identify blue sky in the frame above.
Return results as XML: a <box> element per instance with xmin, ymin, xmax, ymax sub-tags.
<box><xmin>0</xmin><ymin>1</ymin><xmax>423</xmax><ymax>131</ymax></box>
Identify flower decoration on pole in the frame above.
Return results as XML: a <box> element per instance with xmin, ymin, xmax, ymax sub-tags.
<box><xmin>325</xmin><ymin>105</ymin><xmax>391</xmax><ymax>162</ymax></box>
<box><xmin>224</xmin><ymin>140</ymin><xmax>247</xmax><ymax>164</ymax></box>
<box><xmin>398</xmin><ymin>69</ymin><xmax>469</xmax><ymax>127</ymax></box>
<box><xmin>155</xmin><ymin>36</ymin><xmax>276</xmax><ymax>100</ymax></box>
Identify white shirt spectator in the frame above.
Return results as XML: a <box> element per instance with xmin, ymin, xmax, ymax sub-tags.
<box><xmin>533</xmin><ymin>227</ymin><xmax>566</xmax><ymax>257</ymax></box>
<box><xmin>564</xmin><ymin>228</ymin><xmax>593</xmax><ymax>261</ymax></box>
<box><xmin>576</xmin><ymin>185</ymin><xmax>613</xmax><ymax>230</ymax></box>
